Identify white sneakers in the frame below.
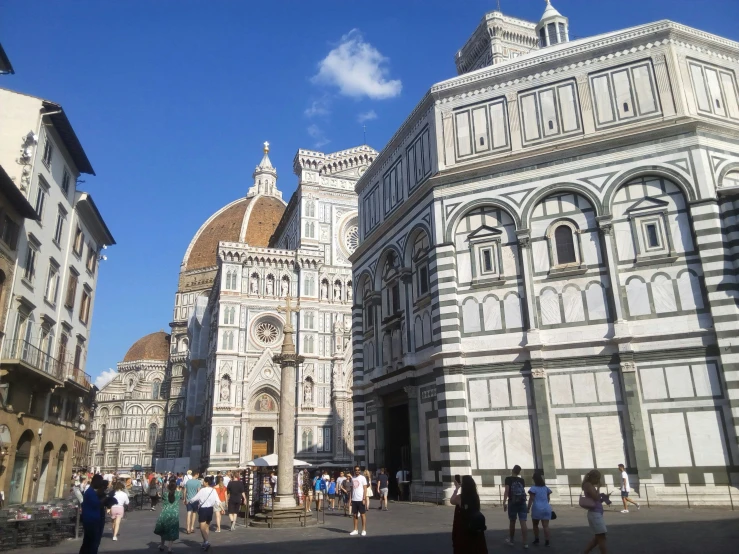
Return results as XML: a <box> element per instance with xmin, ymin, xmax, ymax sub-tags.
<box><xmin>112</xmin><ymin>537</ymin><xmax>118</xmax><ymax>541</ymax></box>
<box><xmin>349</xmin><ymin>530</ymin><xmax>368</xmax><ymax>536</ymax></box>
<box><xmin>621</xmin><ymin>509</ymin><xmax>629</xmax><ymax>513</ymax></box>
<box><xmin>362</xmin><ymin>531</ymin><xmax>367</xmax><ymax>536</ymax></box>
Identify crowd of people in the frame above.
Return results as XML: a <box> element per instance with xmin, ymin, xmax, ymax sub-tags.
<box><xmin>451</xmin><ymin>463</ymin><xmax>640</xmax><ymax>553</ymax></box>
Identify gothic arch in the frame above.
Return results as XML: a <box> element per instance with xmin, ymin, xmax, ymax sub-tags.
<box><xmin>373</xmin><ymin>246</ymin><xmax>403</xmax><ymax>291</ymax></box>
<box><xmin>445</xmin><ymin>197</ymin><xmax>521</xmax><ymax>243</ymax></box>
<box><xmin>521</xmin><ymin>182</ymin><xmax>603</xmax><ymax>228</ymax></box>
<box><xmin>403</xmin><ymin>223</ymin><xmax>433</xmax><ymax>267</ymax></box>
<box><xmin>602</xmin><ymin>166</ymin><xmax>697</xmax><ymax>213</ymax></box>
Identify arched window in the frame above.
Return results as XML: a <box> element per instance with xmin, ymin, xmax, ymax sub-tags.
<box><xmin>301</xmin><ymin>429</ymin><xmax>313</xmax><ymax>451</ymax></box>
<box><xmin>148</xmin><ymin>424</ymin><xmax>157</xmax><ymax>449</ymax></box>
<box><xmin>304</xmin><ymin>335</ymin><xmax>314</xmax><ymax>354</ymax></box>
<box><xmin>152</xmin><ymin>379</ymin><xmax>161</xmax><ymax>400</ymax></box>
<box><xmin>216</xmin><ymin>428</ymin><xmax>228</xmax><ymax>454</ymax></box>
<box><xmin>554</xmin><ymin>224</ymin><xmax>577</xmax><ymax>265</ymax></box>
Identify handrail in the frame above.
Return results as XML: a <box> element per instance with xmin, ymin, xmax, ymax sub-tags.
<box><xmin>65</xmin><ymin>366</ymin><xmax>92</xmax><ymax>389</ymax></box>
<box><xmin>1</xmin><ymin>338</ymin><xmax>63</xmax><ymax>380</ymax></box>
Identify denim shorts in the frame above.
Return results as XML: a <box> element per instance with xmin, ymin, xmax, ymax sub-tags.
<box><xmin>620</xmin><ymin>490</ymin><xmax>629</xmax><ymax>498</ymax></box>
<box><xmin>508</xmin><ymin>502</ymin><xmax>528</xmax><ymax>521</ymax></box>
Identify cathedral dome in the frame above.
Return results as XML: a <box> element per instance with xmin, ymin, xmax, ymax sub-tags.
<box><xmin>182</xmin><ymin>194</ymin><xmax>286</xmax><ymax>272</ymax></box>
<box><xmin>123</xmin><ymin>331</ymin><xmax>171</xmax><ymax>363</ymax></box>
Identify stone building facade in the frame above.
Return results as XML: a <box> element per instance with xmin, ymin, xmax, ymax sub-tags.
<box><xmin>90</xmin><ymin>331</ymin><xmax>170</xmax><ymax>472</ymax></box>
<box><xmin>351</xmin><ymin>2</ymin><xmax>739</xmax><ymax>504</ymax></box>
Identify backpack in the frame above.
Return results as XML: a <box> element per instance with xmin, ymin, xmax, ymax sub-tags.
<box><xmin>320</xmin><ymin>479</ymin><xmax>327</xmax><ymax>492</ymax></box>
<box><xmin>509</xmin><ymin>479</ymin><xmax>526</xmax><ymax>506</ymax></box>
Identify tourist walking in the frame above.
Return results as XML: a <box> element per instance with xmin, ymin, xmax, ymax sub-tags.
<box><xmin>341</xmin><ymin>472</ymin><xmax>352</xmax><ymax>517</ymax></box>
<box><xmin>214</xmin><ymin>476</ymin><xmax>227</xmax><ymax>532</ymax></box>
<box><xmin>313</xmin><ymin>471</ymin><xmax>324</xmax><ymax>512</ymax></box>
<box><xmin>154</xmin><ymin>479</ymin><xmax>181</xmax><ymax>553</ymax></box>
<box><xmin>189</xmin><ymin>476</ymin><xmax>218</xmax><ymax>551</ymax></box>
<box><xmin>79</xmin><ymin>475</ymin><xmax>112</xmax><ymax>554</ymax></box>
<box><xmin>349</xmin><ymin>466</ymin><xmax>368</xmax><ymax>536</ymax></box>
<box><xmin>184</xmin><ymin>471</ymin><xmax>202</xmax><ymax>534</ymax></box>
<box><xmin>581</xmin><ymin>470</ymin><xmax>610</xmax><ymax>554</ymax></box>
<box><xmin>377</xmin><ymin>468</ymin><xmax>389</xmax><ymax>511</ymax></box>
<box><xmin>527</xmin><ymin>472</ymin><xmax>552</xmax><ymax>547</ymax></box>
<box><xmin>148</xmin><ymin>473</ymin><xmax>160</xmax><ymax>511</ymax></box>
<box><xmin>110</xmin><ymin>481</ymin><xmax>129</xmax><ymax>541</ymax></box>
<box><xmin>396</xmin><ymin>468</ymin><xmax>409</xmax><ymax>501</ymax></box>
<box><xmin>328</xmin><ymin>478</ymin><xmax>337</xmax><ymax>510</ymax></box>
<box><xmin>226</xmin><ymin>473</ymin><xmax>246</xmax><ymax>530</ymax></box>
<box><xmin>617</xmin><ymin>464</ymin><xmax>640</xmax><ymax>513</ymax></box>
<box><xmin>451</xmin><ymin>475</ymin><xmax>488</xmax><ymax>554</ymax></box>
<box><xmin>503</xmin><ymin>464</ymin><xmax>528</xmax><ymax>548</ymax></box>
<box><xmin>336</xmin><ymin>471</ymin><xmax>346</xmax><ymax>510</ymax></box>
<box><xmin>363</xmin><ymin>469</ymin><xmax>373</xmax><ymax>510</ymax></box>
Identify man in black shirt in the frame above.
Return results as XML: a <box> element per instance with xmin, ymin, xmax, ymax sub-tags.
<box><xmin>376</xmin><ymin>468</ymin><xmax>389</xmax><ymax>511</ymax></box>
<box><xmin>226</xmin><ymin>476</ymin><xmax>246</xmax><ymax>531</ymax></box>
<box><xmin>503</xmin><ymin>464</ymin><xmax>528</xmax><ymax>547</ymax></box>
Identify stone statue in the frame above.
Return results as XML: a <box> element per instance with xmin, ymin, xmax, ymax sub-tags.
<box><xmin>333</xmin><ymin>319</ymin><xmax>344</xmax><ymax>353</ymax></box>
<box><xmin>250</xmin><ymin>274</ymin><xmax>259</xmax><ymax>294</ymax></box>
<box><xmin>266</xmin><ymin>276</ymin><xmax>274</xmax><ymax>296</ymax></box>
<box><xmin>304</xmin><ymin>380</ymin><xmax>313</xmax><ymax>404</ymax></box>
<box><xmin>280</xmin><ymin>278</ymin><xmax>289</xmax><ymax>296</ymax></box>
<box><xmin>347</xmin><ymin>285</ymin><xmax>352</xmax><ymax>301</ymax></box>
<box><xmin>321</xmin><ymin>280</ymin><xmax>328</xmax><ymax>300</ymax></box>
<box><xmin>334</xmin><ymin>282</ymin><xmax>341</xmax><ymax>301</ymax></box>
<box><xmin>220</xmin><ymin>379</ymin><xmax>230</xmax><ymax>402</ymax></box>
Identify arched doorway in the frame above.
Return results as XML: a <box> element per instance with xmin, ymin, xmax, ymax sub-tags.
<box><xmin>9</xmin><ymin>431</ymin><xmax>33</xmax><ymax>504</ymax></box>
<box><xmin>252</xmin><ymin>428</ymin><xmax>274</xmax><ymax>458</ymax></box>
<box><xmin>54</xmin><ymin>445</ymin><xmax>68</xmax><ymax>498</ymax></box>
<box><xmin>36</xmin><ymin>442</ymin><xmax>54</xmax><ymax>502</ymax></box>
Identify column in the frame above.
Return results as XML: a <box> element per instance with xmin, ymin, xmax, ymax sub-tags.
<box><xmin>617</xmin><ymin>353</ymin><xmax>652</xmax><ymax>478</ymax></box>
<box><xmin>436</xmin><ymin>367</ymin><xmax>471</xmax><ymax>501</ymax></box>
<box><xmin>516</xmin><ymin>230</ymin><xmax>538</xmax><ymax>330</ymax></box>
<box><xmin>689</xmin><ymin>200</ymin><xmax>739</xmax><ymax>459</ymax></box>
<box><xmin>372</xmin><ymin>394</ymin><xmax>385</xmax><ymax>468</ymax></box>
<box><xmin>404</xmin><ymin>386</ymin><xmax>422</xmax><ymax>485</ymax></box>
<box><xmin>530</xmin><ymin>365</ymin><xmax>556</xmax><ymax>476</ymax></box>
<box><xmin>596</xmin><ymin>216</ymin><xmax>626</xmax><ymax>321</ymax></box>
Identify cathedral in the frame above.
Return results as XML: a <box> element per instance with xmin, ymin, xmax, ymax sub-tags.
<box><xmin>352</xmin><ymin>1</ymin><xmax>739</xmax><ymax>504</ymax></box>
<box><xmin>91</xmin><ymin>142</ymin><xmax>375</xmax><ymax>472</ymax></box>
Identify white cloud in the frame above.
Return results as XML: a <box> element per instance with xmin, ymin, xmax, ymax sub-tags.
<box><xmin>357</xmin><ymin>110</ymin><xmax>377</xmax><ymax>124</ymax></box>
<box><xmin>307</xmin><ymin>124</ymin><xmax>331</xmax><ymax>148</ymax></box>
<box><xmin>304</xmin><ymin>97</ymin><xmax>331</xmax><ymax>118</ymax></box>
<box><xmin>95</xmin><ymin>368</ymin><xmax>118</xmax><ymax>389</ymax></box>
<box><xmin>312</xmin><ymin>29</ymin><xmax>402</xmax><ymax>100</ymax></box>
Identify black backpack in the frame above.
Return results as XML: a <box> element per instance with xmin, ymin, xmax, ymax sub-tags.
<box><xmin>465</xmin><ymin>508</ymin><xmax>487</xmax><ymax>535</ymax></box>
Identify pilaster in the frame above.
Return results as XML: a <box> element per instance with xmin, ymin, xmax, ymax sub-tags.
<box><xmin>529</xmin><ymin>362</ymin><xmax>556</xmax><ymax>476</ymax></box>
<box><xmin>596</xmin><ymin>216</ymin><xmax>626</xmax><ymax>321</ymax></box>
<box><xmin>404</xmin><ymin>386</ymin><xmax>423</xmax><ymax>483</ymax></box>
<box><xmin>516</xmin><ymin>230</ymin><xmax>537</xmax><ymax>329</ymax></box>
<box><xmin>617</xmin><ymin>349</ymin><xmax>652</xmax><ymax>478</ymax></box>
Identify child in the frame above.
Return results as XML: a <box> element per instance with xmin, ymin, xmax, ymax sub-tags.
<box><xmin>327</xmin><ymin>478</ymin><xmax>337</xmax><ymax>510</ymax></box>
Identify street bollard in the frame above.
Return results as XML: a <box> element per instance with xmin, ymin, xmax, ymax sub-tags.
<box><xmin>684</xmin><ymin>484</ymin><xmax>691</xmax><ymax>508</ymax></box>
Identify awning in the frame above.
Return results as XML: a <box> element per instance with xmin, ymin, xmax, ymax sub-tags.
<box><xmin>244</xmin><ymin>453</ymin><xmax>311</xmax><ymax>468</ymax></box>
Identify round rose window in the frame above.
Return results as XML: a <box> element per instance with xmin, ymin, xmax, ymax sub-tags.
<box><xmin>344</xmin><ymin>225</ymin><xmax>359</xmax><ymax>254</ymax></box>
<box><xmin>256</xmin><ymin>322</ymin><xmax>279</xmax><ymax>344</ymax></box>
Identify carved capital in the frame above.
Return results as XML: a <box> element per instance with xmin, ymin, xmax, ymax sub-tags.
<box><xmin>620</xmin><ymin>361</ymin><xmax>636</xmax><ymax>373</ymax></box>
<box><xmin>597</xmin><ymin>215</ymin><xmax>614</xmax><ymax>236</ymax></box>
<box><xmin>403</xmin><ymin>385</ymin><xmax>417</xmax><ymax>399</ymax></box>
<box><xmin>372</xmin><ymin>393</ymin><xmax>384</xmax><ymax>408</ymax></box>
<box><xmin>531</xmin><ymin>367</ymin><xmax>546</xmax><ymax>379</ymax></box>
<box><xmin>516</xmin><ymin>229</ymin><xmax>531</xmax><ymax>249</ymax></box>
<box><xmin>653</xmin><ymin>53</ymin><xmax>667</xmax><ymax>65</ymax></box>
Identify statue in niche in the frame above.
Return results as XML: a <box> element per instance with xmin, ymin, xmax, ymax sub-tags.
<box><xmin>304</xmin><ymin>379</ymin><xmax>313</xmax><ymax>404</ymax></box>
<box><xmin>347</xmin><ymin>285</ymin><xmax>352</xmax><ymax>301</ymax></box>
<box><xmin>320</xmin><ymin>280</ymin><xmax>328</xmax><ymax>300</ymax></box>
<box><xmin>333</xmin><ymin>319</ymin><xmax>344</xmax><ymax>353</ymax></box>
<box><xmin>280</xmin><ymin>278</ymin><xmax>289</xmax><ymax>297</ymax></box>
<box><xmin>266</xmin><ymin>276</ymin><xmax>274</xmax><ymax>296</ymax></box>
<box><xmin>250</xmin><ymin>274</ymin><xmax>259</xmax><ymax>294</ymax></box>
<box><xmin>220</xmin><ymin>377</ymin><xmax>230</xmax><ymax>402</ymax></box>
<box><xmin>334</xmin><ymin>282</ymin><xmax>342</xmax><ymax>301</ymax></box>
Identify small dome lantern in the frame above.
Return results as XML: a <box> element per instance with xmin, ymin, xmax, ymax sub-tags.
<box><xmin>536</xmin><ymin>0</ymin><xmax>569</xmax><ymax>48</ymax></box>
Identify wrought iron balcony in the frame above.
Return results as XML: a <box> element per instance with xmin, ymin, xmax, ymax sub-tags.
<box><xmin>65</xmin><ymin>365</ymin><xmax>92</xmax><ymax>390</ymax></box>
<box><xmin>1</xmin><ymin>338</ymin><xmax>63</xmax><ymax>382</ymax></box>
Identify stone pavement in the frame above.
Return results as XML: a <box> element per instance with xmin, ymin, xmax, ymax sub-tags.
<box><xmin>17</xmin><ymin>501</ymin><xmax>739</xmax><ymax>554</ymax></box>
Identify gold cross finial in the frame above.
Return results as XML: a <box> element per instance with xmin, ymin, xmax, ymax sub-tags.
<box><xmin>263</xmin><ymin>141</ymin><xmax>270</xmax><ymax>154</ymax></box>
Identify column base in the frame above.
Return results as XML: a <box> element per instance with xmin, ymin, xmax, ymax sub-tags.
<box><xmin>272</xmin><ymin>494</ymin><xmax>297</xmax><ymax>508</ymax></box>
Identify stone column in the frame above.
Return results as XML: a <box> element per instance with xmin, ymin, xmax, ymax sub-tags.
<box><xmin>273</xmin><ymin>297</ymin><xmax>304</xmax><ymax>509</ymax></box>
<box><xmin>372</xmin><ymin>394</ymin><xmax>385</xmax><ymax>468</ymax></box>
<box><xmin>404</xmin><ymin>386</ymin><xmax>423</xmax><ymax>485</ymax></box>
<box><xmin>529</xmin><ymin>364</ymin><xmax>556</xmax><ymax>476</ymax></box>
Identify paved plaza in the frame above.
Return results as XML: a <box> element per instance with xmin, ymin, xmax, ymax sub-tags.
<box><xmin>13</xmin><ymin>501</ymin><xmax>739</xmax><ymax>554</ymax></box>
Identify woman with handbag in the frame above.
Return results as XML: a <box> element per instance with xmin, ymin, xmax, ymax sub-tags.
<box><xmin>527</xmin><ymin>471</ymin><xmax>553</xmax><ymax>547</ymax></box>
<box><xmin>581</xmin><ymin>470</ymin><xmax>610</xmax><ymax>554</ymax></box>
<box><xmin>189</xmin><ymin>476</ymin><xmax>218</xmax><ymax>551</ymax></box>
<box><xmin>450</xmin><ymin>475</ymin><xmax>488</xmax><ymax>554</ymax></box>
<box><xmin>213</xmin><ymin>476</ymin><xmax>227</xmax><ymax>532</ymax></box>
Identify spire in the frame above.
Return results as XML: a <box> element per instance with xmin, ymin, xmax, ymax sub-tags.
<box><xmin>536</xmin><ymin>0</ymin><xmax>569</xmax><ymax>48</ymax></box>
<box><xmin>248</xmin><ymin>141</ymin><xmax>282</xmax><ymax>199</ymax></box>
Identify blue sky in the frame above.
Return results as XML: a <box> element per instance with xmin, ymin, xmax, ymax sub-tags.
<box><xmin>1</xmin><ymin>0</ymin><xmax>737</xmax><ymax>386</ymax></box>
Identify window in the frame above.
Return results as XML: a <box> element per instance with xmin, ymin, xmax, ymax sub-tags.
<box><xmin>23</xmin><ymin>239</ymin><xmax>39</xmax><ymax>283</ymax></box>
<box><xmin>365</xmin><ymin>301</ymin><xmax>374</xmax><ymax>329</ymax></box>
<box><xmin>57</xmin><ymin>333</ymin><xmax>68</xmax><ymax>365</ymax></box>
<box><xmin>152</xmin><ymin>379</ymin><xmax>161</xmax><ymax>399</ymax></box>
<box><xmin>305</xmin><ymin>200</ymin><xmax>316</xmax><ymax>217</ymax></box>
<box><xmin>362</xmin><ymin>186</ymin><xmax>381</xmax><ymax>235</ymax></box>
<box><xmin>383</xmin><ymin>159</ymin><xmax>404</xmax><ymax>214</ymax></box>
<box><xmin>305</xmin><ymin>221</ymin><xmax>315</xmax><ymax>238</ymax></box>
<box><xmin>86</xmin><ymin>244</ymin><xmax>97</xmax><ymax>274</ymax></box>
<box><xmin>481</xmin><ymin>247</ymin><xmax>495</xmax><ymax>274</ymax></box>
<box><xmin>65</xmin><ymin>270</ymin><xmax>78</xmax><ymax>309</ymax></box>
<box><xmin>215</xmin><ymin>429</ymin><xmax>228</xmax><ymax>454</ymax></box>
<box><xmin>53</xmin><ymin>207</ymin><xmax>66</xmax><ymax>244</ymax></box>
<box><xmin>79</xmin><ymin>288</ymin><xmax>91</xmax><ymax>324</ymax></box>
<box><xmin>61</xmin><ymin>169</ymin><xmax>71</xmax><ymax>195</ymax></box>
<box><xmin>304</xmin><ymin>335</ymin><xmax>314</xmax><ymax>354</ymax></box>
<box><xmin>417</xmin><ymin>264</ymin><xmax>429</xmax><ymax>295</ymax></box>
<box><xmin>689</xmin><ymin>60</ymin><xmax>739</xmax><ymax>120</ymax></box>
<box><xmin>223</xmin><ymin>306</ymin><xmax>235</xmax><ymax>324</ymax></box>
<box><xmin>304</xmin><ymin>274</ymin><xmax>315</xmax><ymax>296</ymax></box>
<box><xmin>520</xmin><ymin>81</ymin><xmax>581</xmax><ymax>144</ymax></box>
<box><xmin>317</xmin><ymin>427</ymin><xmax>332</xmax><ymax>452</ymax></box>
<box><xmin>390</xmin><ymin>282</ymin><xmax>401</xmax><ymax>314</ymax></box>
<box><xmin>73</xmin><ymin>342</ymin><xmax>83</xmax><ymax>369</ymax></box>
<box><xmin>304</xmin><ymin>311</ymin><xmax>315</xmax><ymax>329</ymax></box>
<box><xmin>554</xmin><ymin>225</ymin><xmax>577</xmax><ymax>265</ymax></box>
<box><xmin>45</xmin><ymin>262</ymin><xmax>60</xmax><ymax>304</ymax></box>
<box><xmin>148</xmin><ymin>424</ymin><xmax>158</xmax><ymax>450</ymax></box>
<box><xmin>0</xmin><ymin>216</ymin><xmax>19</xmax><ymax>250</ymax></box>
<box><xmin>222</xmin><ymin>331</ymin><xmax>234</xmax><ymax>350</ymax></box>
<box><xmin>407</xmin><ymin>128</ymin><xmax>433</xmax><ymax>189</ymax></box>
<box><xmin>73</xmin><ymin>227</ymin><xmax>83</xmax><ymax>256</ymax></box>
<box><xmin>42</xmin><ymin>138</ymin><xmax>53</xmax><ymax>168</ymax></box>
<box><xmin>301</xmin><ymin>429</ymin><xmax>313</xmax><ymax>451</ymax></box>
<box><xmin>645</xmin><ymin>223</ymin><xmax>660</xmax><ymax>249</ymax></box>
<box><xmin>35</xmin><ymin>179</ymin><xmax>48</xmax><ymax>219</ymax></box>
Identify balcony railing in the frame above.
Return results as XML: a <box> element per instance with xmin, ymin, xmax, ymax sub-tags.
<box><xmin>65</xmin><ymin>366</ymin><xmax>92</xmax><ymax>390</ymax></box>
<box><xmin>1</xmin><ymin>338</ymin><xmax>63</xmax><ymax>380</ymax></box>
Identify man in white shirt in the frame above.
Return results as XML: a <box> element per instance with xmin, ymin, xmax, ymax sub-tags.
<box><xmin>348</xmin><ymin>466</ymin><xmax>368</xmax><ymax>536</ymax></box>
<box><xmin>618</xmin><ymin>464</ymin><xmax>640</xmax><ymax>513</ymax></box>
<box><xmin>190</xmin><ymin>476</ymin><xmax>219</xmax><ymax>551</ymax></box>
<box><xmin>396</xmin><ymin>469</ymin><xmax>409</xmax><ymax>501</ymax></box>
<box><xmin>223</xmin><ymin>472</ymin><xmax>231</xmax><ymax>487</ymax></box>
<box><xmin>182</xmin><ymin>470</ymin><xmax>192</xmax><ymax>486</ymax></box>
